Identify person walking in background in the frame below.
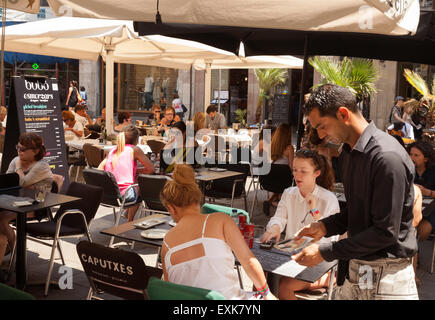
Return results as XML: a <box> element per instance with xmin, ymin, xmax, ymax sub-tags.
<box><xmin>65</xmin><ymin>81</ymin><xmax>80</xmax><ymax>111</ymax></box>
<box><xmin>389</xmin><ymin>96</ymin><xmax>406</xmax><ymax>131</ymax></box>
<box><xmin>294</xmin><ymin>84</ymin><xmax>418</xmax><ymax>300</ymax></box>
<box><xmin>79</xmin><ymin>86</ymin><xmax>88</xmax><ymax>103</ymax></box>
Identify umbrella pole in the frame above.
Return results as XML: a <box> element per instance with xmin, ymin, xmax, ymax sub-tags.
<box><xmin>0</xmin><ymin>0</ymin><xmax>6</xmax><ymax>107</ymax></box>
<box><xmin>204</xmin><ymin>62</ymin><xmax>211</xmax><ymax>112</ymax></box>
<box><xmin>296</xmin><ymin>35</ymin><xmax>310</xmax><ymax>151</ymax></box>
<box><xmin>105</xmin><ymin>48</ymin><xmax>115</xmax><ymax>136</ymax></box>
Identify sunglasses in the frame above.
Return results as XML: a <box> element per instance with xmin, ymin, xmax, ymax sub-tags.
<box><xmin>16</xmin><ymin>145</ymin><xmax>34</xmax><ymax>152</ymax></box>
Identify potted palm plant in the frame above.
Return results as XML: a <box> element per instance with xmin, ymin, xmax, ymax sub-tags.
<box><xmin>254</xmin><ymin>68</ymin><xmax>288</xmax><ymax>123</ymax></box>
<box><xmin>235</xmin><ymin>108</ymin><xmax>247</xmax><ymax>128</ymax></box>
<box><xmin>308</xmin><ymin>56</ymin><xmax>379</xmax><ymax>119</ymax></box>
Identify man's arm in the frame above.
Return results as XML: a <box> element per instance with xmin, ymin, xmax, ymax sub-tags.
<box><xmin>319</xmin><ymin>152</ymin><xmax>411</xmax><ymax>261</ymax></box>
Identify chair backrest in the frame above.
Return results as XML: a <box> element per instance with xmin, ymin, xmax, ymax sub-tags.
<box><xmin>147</xmin><ymin>140</ymin><xmax>166</xmax><ymax>155</ymax></box>
<box><xmin>137</xmin><ymin>174</ymin><xmax>171</xmax><ymax>212</ymax></box>
<box><xmin>147</xmin><ymin>277</ymin><xmax>225</xmax><ymax>300</ymax></box>
<box><xmin>54</xmin><ymin>182</ymin><xmax>103</xmax><ymax>231</ymax></box>
<box><xmin>82</xmin><ymin>168</ymin><xmax>122</xmax><ymax>207</ymax></box>
<box><xmin>51</xmin><ymin>174</ymin><xmax>65</xmax><ymax>194</ymax></box>
<box><xmin>76</xmin><ymin>241</ymin><xmax>163</xmax><ymax>300</ymax></box>
<box><xmin>206</xmin><ymin>162</ymin><xmax>250</xmax><ymax>196</ymax></box>
<box><xmin>201</xmin><ymin>203</ymin><xmax>250</xmax><ymax>224</ymax></box>
<box><xmin>83</xmin><ymin>143</ymin><xmax>104</xmax><ymax>168</ymax></box>
<box><xmin>0</xmin><ymin>172</ymin><xmax>20</xmax><ymax>191</ymax></box>
<box><xmin>259</xmin><ymin>163</ymin><xmax>293</xmax><ymax>193</ymax></box>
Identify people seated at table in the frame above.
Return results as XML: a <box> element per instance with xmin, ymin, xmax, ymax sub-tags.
<box><xmin>260</xmin><ymin>149</ymin><xmax>339</xmax><ymax>300</ymax></box>
<box><xmin>149</xmin><ymin>104</ymin><xmax>162</xmax><ymax>126</ymax></box>
<box><xmin>73</xmin><ymin>103</ymin><xmax>93</xmax><ymax>129</ymax></box>
<box><xmin>154</xmin><ymin>106</ymin><xmax>180</xmax><ymax>136</ymax></box>
<box><xmin>160</xmin><ymin>121</ymin><xmax>199</xmax><ymax>173</ymax></box>
<box><xmin>205</xmin><ymin>104</ymin><xmax>226</xmax><ymax>130</ymax></box>
<box><xmin>263</xmin><ymin>123</ymin><xmax>295</xmax><ymax>213</ymax></box>
<box><xmin>62</xmin><ymin>110</ymin><xmax>84</xmax><ymax>141</ymax></box>
<box><xmin>409</xmin><ymin>141</ymin><xmax>435</xmax><ymax>242</ymax></box>
<box><xmin>0</xmin><ymin>132</ymin><xmax>53</xmax><ymax>264</ymax></box>
<box><xmin>114</xmin><ymin>111</ymin><xmax>132</xmax><ymax>133</ymax></box>
<box><xmin>160</xmin><ymin>164</ymin><xmax>277</xmax><ymax>300</ymax></box>
<box><xmin>98</xmin><ymin>125</ymin><xmax>154</xmax><ymax>221</ymax></box>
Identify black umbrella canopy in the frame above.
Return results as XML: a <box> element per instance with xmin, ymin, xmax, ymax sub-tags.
<box><xmin>134</xmin><ymin>9</ymin><xmax>435</xmax><ymax>65</ymax></box>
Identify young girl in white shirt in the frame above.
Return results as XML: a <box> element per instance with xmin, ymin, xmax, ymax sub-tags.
<box><xmin>260</xmin><ymin>149</ymin><xmax>339</xmax><ymax>300</ymax></box>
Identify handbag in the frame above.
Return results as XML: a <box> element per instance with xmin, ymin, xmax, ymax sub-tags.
<box><xmin>181</xmin><ymin>104</ymin><xmax>187</xmax><ymax>113</ymax></box>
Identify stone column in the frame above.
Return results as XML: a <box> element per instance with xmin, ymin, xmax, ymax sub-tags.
<box><xmin>79</xmin><ymin>59</ymin><xmax>100</xmax><ymax>118</ymax></box>
<box><xmin>247</xmin><ymin>69</ymin><xmax>259</xmax><ymax>125</ymax></box>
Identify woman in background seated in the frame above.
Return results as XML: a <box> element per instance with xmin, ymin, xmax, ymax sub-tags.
<box><xmin>160</xmin><ymin>164</ymin><xmax>277</xmax><ymax>300</ymax></box>
<box><xmin>260</xmin><ymin>149</ymin><xmax>338</xmax><ymax>300</ymax></box>
<box><xmin>0</xmin><ymin>133</ymin><xmax>53</xmax><ymax>263</ymax></box>
<box><xmin>263</xmin><ymin>123</ymin><xmax>294</xmax><ymax>213</ymax></box>
<box><xmin>98</xmin><ymin>125</ymin><xmax>154</xmax><ymax>221</ymax></box>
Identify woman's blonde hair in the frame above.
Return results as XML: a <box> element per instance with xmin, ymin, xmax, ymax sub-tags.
<box><xmin>160</xmin><ymin>164</ymin><xmax>202</xmax><ymax>208</ymax></box>
<box><xmin>193</xmin><ymin>112</ymin><xmax>206</xmax><ymax>132</ymax></box>
<box><xmin>271</xmin><ymin>123</ymin><xmax>292</xmax><ymax>162</ymax></box>
<box><xmin>403</xmin><ymin>99</ymin><xmax>419</xmax><ymax>114</ymax></box>
<box><xmin>115</xmin><ymin>124</ymin><xmax>139</xmax><ymax>157</ymax></box>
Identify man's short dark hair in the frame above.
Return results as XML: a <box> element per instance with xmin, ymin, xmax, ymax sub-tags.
<box><xmin>206</xmin><ymin>105</ymin><xmax>217</xmax><ymax>114</ymax></box>
<box><xmin>74</xmin><ymin>104</ymin><xmax>86</xmax><ymax>113</ymax></box>
<box><xmin>305</xmin><ymin>84</ymin><xmax>358</xmax><ymax>118</ymax></box>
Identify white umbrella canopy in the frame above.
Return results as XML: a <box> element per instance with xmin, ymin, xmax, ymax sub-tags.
<box><xmin>0</xmin><ymin>17</ymin><xmax>239</xmax><ymax>133</ymax></box>
<box><xmin>192</xmin><ymin>55</ymin><xmax>303</xmax><ymax>70</ymax></box>
<box><xmin>47</xmin><ymin>0</ymin><xmax>420</xmax><ymax>35</ymax></box>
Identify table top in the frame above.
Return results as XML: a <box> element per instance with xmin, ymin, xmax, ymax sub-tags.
<box><xmin>0</xmin><ymin>189</ymin><xmax>81</xmax><ymax>214</ymax></box>
<box><xmin>66</xmin><ymin>139</ymin><xmax>151</xmax><ymax>154</ymax></box>
<box><xmin>193</xmin><ymin>167</ymin><xmax>245</xmax><ymax>182</ymax></box>
<box><xmin>248</xmin><ymin>241</ymin><xmax>338</xmax><ymax>283</ymax></box>
<box><xmin>100</xmin><ymin>214</ymin><xmax>172</xmax><ymax>247</ymax></box>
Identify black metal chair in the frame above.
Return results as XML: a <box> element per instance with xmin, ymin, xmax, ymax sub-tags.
<box><xmin>137</xmin><ymin>174</ymin><xmax>171</xmax><ymax>216</ymax></box>
<box><xmin>76</xmin><ymin>240</ymin><xmax>163</xmax><ymax>300</ymax></box>
<box><xmin>82</xmin><ymin>168</ymin><xmax>141</xmax><ymax>247</ymax></box>
<box><xmin>255</xmin><ymin>164</ymin><xmax>294</xmax><ymax>215</ymax></box>
<box><xmin>203</xmin><ymin>162</ymin><xmax>250</xmax><ymax>211</ymax></box>
<box><xmin>24</xmin><ymin>182</ymin><xmax>103</xmax><ymax>296</ymax></box>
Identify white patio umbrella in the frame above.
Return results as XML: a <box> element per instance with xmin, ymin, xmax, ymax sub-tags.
<box><xmin>47</xmin><ymin>0</ymin><xmax>420</xmax><ymax>35</ymax></box>
<box><xmin>0</xmin><ymin>17</ymin><xmax>238</xmax><ymax>133</ymax></box>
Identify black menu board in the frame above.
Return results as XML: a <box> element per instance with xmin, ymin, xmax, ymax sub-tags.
<box><xmin>1</xmin><ymin>76</ymin><xmax>69</xmax><ymax>192</ymax></box>
<box><xmin>272</xmin><ymin>94</ymin><xmax>290</xmax><ymax>126</ymax></box>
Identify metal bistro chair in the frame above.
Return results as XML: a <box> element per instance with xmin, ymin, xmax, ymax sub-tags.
<box><xmin>294</xmin><ymin>264</ymin><xmax>338</xmax><ymax>300</ymax></box>
<box><xmin>82</xmin><ymin>168</ymin><xmax>141</xmax><ymax>247</ymax></box>
<box><xmin>83</xmin><ymin>143</ymin><xmax>104</xmax><ymax>168</ymax></box>
<box><xmin>147</xmin><ymin>277</ymin><xmax>225</xmax><ymax>300</ymax></box>
<box><xmin>147</xmin><ymin>139</ymin><xmax>166</xmax><ymax>155</ymax></box>
<box><xmin>137</xmin><ymin>174</ymin><xmax>171</xmax><ymax>216</ymax></box>
<box><xmin>24</xmin><ymin>182</ymin><xmax>103</xmax><ymax>296</ymax></box>
<box><xmin>76</xmin><ymin>240</ymin><xmax>163</xmax><ymax>300</ymax></box>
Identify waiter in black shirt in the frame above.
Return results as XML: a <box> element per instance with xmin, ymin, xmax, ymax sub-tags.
<box><xmin>294</xmin><ymin>84</ymin><xmax>418</xmax><ymax>300</ymax></box>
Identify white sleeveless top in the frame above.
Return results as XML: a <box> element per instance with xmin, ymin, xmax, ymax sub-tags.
<box><xmin>163</xmin><ymin>215</ymin><xmax>249</xmax><ymax>299</ymax></box>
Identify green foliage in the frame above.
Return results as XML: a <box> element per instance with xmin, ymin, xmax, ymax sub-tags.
<box><xmin>308</xmin><ymin>56</ymin><xmax>379</xmax><ymax>101</ymax></box>
<box><xmin>254</xmin><ymin>68</ymin><xmax>288</xmax><ymax>98</ymax></box>
<box><xmin>235</xmin><ymin>108</ymin><xmax>247</xmax><ymax>127</ymax></box>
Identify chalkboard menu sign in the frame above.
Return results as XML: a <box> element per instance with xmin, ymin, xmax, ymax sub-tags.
<box><xmin>1</xmin><ymin>76</ymin><xmax>69</xmax><ymax>192</ymax></box>
<box><xmin>272</xmin><ymin>94</ymin><xmax>290</xmax><ymax>126</ymax></box>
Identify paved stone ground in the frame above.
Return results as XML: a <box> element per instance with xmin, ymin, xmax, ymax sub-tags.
<box><xmin>1</xmin><ymin>178</ymin><xmax>434</xmax><ymax>300</ymax></box>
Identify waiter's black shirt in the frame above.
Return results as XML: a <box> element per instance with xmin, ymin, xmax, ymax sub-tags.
<box><xmin>319</xmin><ymin>122</ymin><xmax>418</xmax><ymax>262</ymax></box>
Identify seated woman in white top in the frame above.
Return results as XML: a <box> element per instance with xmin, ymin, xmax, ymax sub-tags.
<box><xmin>160</xmin><ymin>164</ymin><xmax>277</xmax><ymax>300</ymax></box>
<box><xmin>260</xmin><ymin>149</ymin><xmax>339</xmax><ymax>300</ymax></box>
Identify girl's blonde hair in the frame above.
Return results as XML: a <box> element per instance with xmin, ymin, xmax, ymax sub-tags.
<box><xmin>403</xmin><ymin>99</ymin><xmax>419</xmax><ymax>114</ymax></box>
<box><xmin>271</xmin><ymin>123</ymin><xmax>292</xmax><ymax>162</ymax></box>
<box><xmin>160</xmin><ymin>164</ymin><xmax>202</xmax><ymax>208</ymax></box>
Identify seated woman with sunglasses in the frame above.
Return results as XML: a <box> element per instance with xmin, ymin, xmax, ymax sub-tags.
<box><xmin>0</xmin><ymin>132</ymin><xmax>53</xmax><ymax>264</ymax></box>
<box><xmin>260</xmin><ymin>149</ymin><xmax>339</xmax><ymax>300</ymax></box>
